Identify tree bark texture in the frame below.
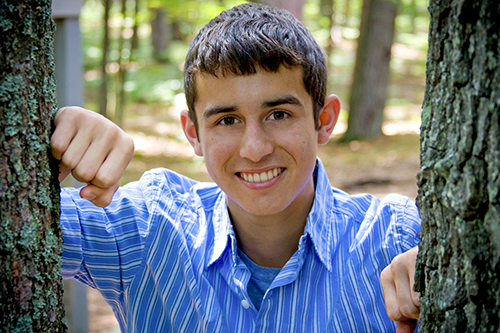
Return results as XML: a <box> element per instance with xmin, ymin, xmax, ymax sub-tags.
<box><xmin>415</xmin><ymin>0</ymin><xmax>500</xmax><ymax>331</ymax></box>
<box><xmin>0</xmin><ymin>1</ymin><xmax>66</xmax><ymax>332</ymax></box>
<box><xmin>344</xmin><ymin>0</ymin><xmax>398</xmax><ymax>141</ymax></box>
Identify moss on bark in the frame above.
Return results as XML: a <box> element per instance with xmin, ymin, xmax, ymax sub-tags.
<box><xmin>0</xmin><ymin>1</ymin><xmax>66</xmax><ymax>331</ymax></box>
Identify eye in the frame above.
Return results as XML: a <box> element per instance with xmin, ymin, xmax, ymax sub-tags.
<box><xmin>217</xmin><ymin>116</ymin><xmax>240</xmax><ymax>126</ymax></box>
<box><xmin>267</xmin><ymin>111</ymin><xmax>289</xmax><ymax>121</ymax></box>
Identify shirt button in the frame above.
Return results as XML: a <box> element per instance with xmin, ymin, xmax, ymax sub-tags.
<box><xmin>241</xmin><ymin>300</ymin><xmax>250</xmax><ymax>309</ymax></box>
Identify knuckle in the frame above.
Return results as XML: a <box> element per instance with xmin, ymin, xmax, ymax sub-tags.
<box><xmin>124</xmin><ymin>135</ymin><xmax>135</xmax><ymax>155</ymax></box>
<box><xmin>412</xmin><ymin>292</ymin><xmax>420</xmax><ymax>306</ymax></box>
<box><xmin>61</xmin><ymin>155</ymin><xmax>78</xmax><ymax>170</ymax></box>
<box><xmin>72</xmin><ymin>166</ymin><xmax>96</xmax><ymax>183</ymax></box>
<box><xmin>386</xmin><ymin>306</ymin><xmax>402</xmax><ymax>322</ymax></box>
<box><xmin>380</xmin><ymin>265</ymin><xmax>391</xmax><ymax>280</ymax></box>
<box><xmin>59</xmin><ymin>106</ymin><xmax>83</xmax><ymax>122</ymax></box>
<box><xmin>380</xmin><ymin>273</ymin><xmax>391</xmax><ymax>290</ymax></box>
<box><xmin>50</xmin><ymin>137</ymin><xmax>65</xmax><ymax>157</ymax></box>
<box><xmin>94</xmin><ymin>172</ymin><xmax>117</xmax><ymax>188</ymax></box>
<box><xmin>399</xmin><ymin>304</ymin><xmax>417</xmax><ymax>319</ymax></box>
<box><xmin>390</xmin><ymin>253</ymin><xmax>406</xmax><ymax>272</ymax></box>
<box><xmin>96</xmin><ymin>117</ymin><xmax>120</xmax><ymax>135</ymax></box>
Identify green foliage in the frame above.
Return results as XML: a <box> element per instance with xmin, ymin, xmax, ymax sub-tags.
<box><xmin>150</xmin><ymin>0</ymin><xmax>248</xmax><ymax>25</ymax></box>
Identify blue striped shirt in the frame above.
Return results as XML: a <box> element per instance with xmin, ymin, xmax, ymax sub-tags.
<box><xmin>61</xmin><ymin>158</ymin><xmax>421</xmax><ymax>332</ymax></box>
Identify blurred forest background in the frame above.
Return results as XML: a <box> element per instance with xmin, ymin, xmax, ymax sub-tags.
<box><xmin>76</xmin><ymin>1</ymin><xmax>429</xmax><ymax>330</ymax></box>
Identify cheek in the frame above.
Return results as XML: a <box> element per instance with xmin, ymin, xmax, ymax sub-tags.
<box><xmin>283</xmin><ymin>127</ymin><xmax>317</xmax><ymax>154</ymax></box>
<box><xmin>202</xmin><ymin>137</ymin><xmax>235</xmax><ymax>168</ymax></box>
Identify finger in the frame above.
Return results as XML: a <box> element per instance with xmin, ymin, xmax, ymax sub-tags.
<box><xmin>51</xmin><ymin>109</ymin><xmax>77</xmax><ymax>160</ymax></box>
<box><xmin>390</xmin><ymin>253</ymin><xmax>420</xmax><ymax>319</ymax></box>
<box><xmin>90</xmin><ymin>140</ymin><xmax>134</xmax><ymax>189</ymax></box>
<box><xmin>396</xmin><ymin>319</ymin><xmax>418</xmax><ymax>333</ymax></box>
<box><xmin>409</xmin><ymin>267</ymin><xmax>420</xmax><ymax>308</ymax></box>
<box><xmin>392</xmin><ymin>258</ymin><xmax>420</xmax><ymax>320</ymax></box>
<box><xmin>70</xmin><ymin>138</ymin><xmax>111</xmax><ymax>185</ymax></box>
<box><xmin>80</xmin><ymin>183</ymin><xmax>119</xmax><ymax>207</ymax></box>
<box><xmin>407</xmin><ymin>254</ymin><xmax>420</xmax><ymax>308</ymax></box>
<box><xmin>381</xmin><ymin>265</ymin><xmax>404</xmax><ymax>321</ymax></box>
<box><xmin>59</xmin><ymin>129</ymin><xmax>93</xmax><ymax>173</ymax></box>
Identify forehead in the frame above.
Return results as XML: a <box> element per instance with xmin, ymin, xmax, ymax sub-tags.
<box><xmin>193</xmin><ymin>66</ymin><xmax>311</xmax><ymax>115</ymax></box>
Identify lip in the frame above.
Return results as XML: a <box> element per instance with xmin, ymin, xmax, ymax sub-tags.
<box><xmin>236</xmin><ymin>167</ymin><xmax>286</xmax><ymax>189</ymax></box>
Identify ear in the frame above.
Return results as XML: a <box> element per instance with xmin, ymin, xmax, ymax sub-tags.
<box><xmin>180</xmin><ymin>109</ymin><xmax>203</xmax><ymax>156</ymax></box>
<box><xmin>317</xmin><ymin>94</ymin><xmax>341</xmax><ymax>145</ymax></box>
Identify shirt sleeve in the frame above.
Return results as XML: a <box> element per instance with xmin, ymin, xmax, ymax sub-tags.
<box><xmin>381</xmin><ymin>193</ymin><xmax>421</xmax><ymax>255</ymax></box>
<box><xmin>60</xmin><ymin>179</ymin><xmax>152</xmax><ymax>295</ymax></box>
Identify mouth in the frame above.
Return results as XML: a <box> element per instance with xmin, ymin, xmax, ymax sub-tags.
<box><xmin>237</xmin><ymin>167</ymin><xmax>285</xmax><ymax>183</ymax></box>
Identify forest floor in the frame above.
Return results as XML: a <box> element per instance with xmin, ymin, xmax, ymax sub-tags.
<box><xmin>85</xmin><ymin>106</ymin><xmax>422</xmax><ymax>333</ymax></box>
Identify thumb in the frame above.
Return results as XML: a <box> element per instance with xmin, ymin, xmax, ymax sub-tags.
<box><xmin>80</xmin><ymin>183</ymin><xmax>119</xmax><ymax>207</ymax></box>
<box><xmin>396</xmin><ymin>319</ymin><xmax>418</xmax><ymax>333</ymax></box>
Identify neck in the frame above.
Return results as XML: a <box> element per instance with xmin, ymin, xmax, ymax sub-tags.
<box><xmin>228</xmin><ymin>180</ymin><xmax>315</xmax><ymax>268</ymax></box>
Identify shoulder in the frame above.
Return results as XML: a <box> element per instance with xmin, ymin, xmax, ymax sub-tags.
<box><xmin>330</xmin><ymin>188</ymin><xmax>420</xmax><ymax>225</ymax></box>
<box><xmin>132</xmin><ymin>167</ymin><xmax>221</xmax><ymax>207</ymax></box>
<box><xmin>328</xmin><ymin>189</ymin><xmax>421</xmax><ymax>252</ymax></box>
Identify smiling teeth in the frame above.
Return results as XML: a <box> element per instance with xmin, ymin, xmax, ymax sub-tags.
<box><xmin>241</xmin><ymin>168</ymin><xmax>283</xmax><ymax>183</ymax></box>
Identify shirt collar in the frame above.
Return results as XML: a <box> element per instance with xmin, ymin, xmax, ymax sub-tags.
<box><xmin>303</xmin><ymin>157</ymin><xmax>335</xmax><ymax>272</ymax></box>
<box><xmin>207</xmin><ymin>192</ymin><xmax>233</xmax><ymax>268</ymax></box>
<box><xmin>206</xmin><ymin>158</ymin><xmax>336</xmax><ymax>272</ymax></box>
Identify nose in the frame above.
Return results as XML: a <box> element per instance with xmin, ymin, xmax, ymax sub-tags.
<box><xmin>239</xmin><ymin>121</ymin><xmax>274</xmax><ymax>162</ymax></box>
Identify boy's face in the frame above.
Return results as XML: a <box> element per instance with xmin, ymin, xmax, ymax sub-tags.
<box><xmin>182</xmin><ymin>66</ymin><xmax>339</xmax><ymax>219</ymax></box>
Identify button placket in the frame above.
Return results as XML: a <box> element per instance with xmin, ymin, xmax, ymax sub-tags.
<box><xmin>241</xmin><ymin>299</ymin><xmax>251</xmax><ymax>309</ymax></box>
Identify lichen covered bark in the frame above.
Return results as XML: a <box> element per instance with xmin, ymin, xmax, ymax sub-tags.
<box><xmin>0</xmin><ymin>1</ymin><xmax>66</xmax><ymax>332</ymax></box>
<box><xmin>416</xmin><ymin>0</ymin><xmax>500</xmax><ymax>331</ymax></box>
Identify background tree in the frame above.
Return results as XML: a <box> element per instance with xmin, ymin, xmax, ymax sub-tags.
<box><xmin>415</xmin><ymin>0</ymin><xmax>500</xmax><ymax>331</ymax></box>
<box><xmin>99</xmin><ymin>0</ymin><xmax>111</xmax><ymax>117</ymax></box>
<box><xmin>0</xmin><ymin>0</ymin><xmax>66</xmax><ymax>332</ymax></box>
<box><xmin>150</xmin><ymin>7</ymin><xmax>171</xmax><ymax>60</ymax></box>
<box><xmin>260</xmin><ymin>0</ymin><xmax>306</xmax><ymax>20</ymax></box>
<box><xmin>319</xmin><ymin>0</ymin><xmax>334</xmax><ymax>59</ymax></box>
<box><xmin>343</xmin><ymin>0</ymin><xmax>398</xmax><ymax>141</ymax></box>
<box><xmin>116</xmin><ymin>0</ymin><xmax>132</xmax><ymax>127</ymax></box>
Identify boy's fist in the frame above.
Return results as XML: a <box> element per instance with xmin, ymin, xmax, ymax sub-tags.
<box><xmin>51</xmin><ymin>107</ymin><xmax>134</xmax><ymax>207</ymax></box>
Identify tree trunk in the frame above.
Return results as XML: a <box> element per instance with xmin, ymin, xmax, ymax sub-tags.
<box><xmin>320</xmin><ymin>0</ymin><xmax>335</xmax><ymax>59</ymax></box>
<box><xmin>0</xmin><ymin>1</ymin><xmax>66</xmax><ymax>332</ymax></box>
<box><xmin>343</xmin><ymin>0</ymin><xmax>398</xmax><ymax>141</ymax></box>
<box><xmin>116</xmin><ymin>0</ymin><xmax>128</xmax><ymax>128</ymax></box>
<box><xmin>262</xmin><ymin>0</ymin><xmax>306</xmax><ymax>21</ymax></box>
<box><xmin>99</xmin><ymin>0</ymin><xmax>111</xmax><ymax>117</ymax></box>
<box><xmin>415</xmin><ymin>0</ymin><xmax>500</xmax><ymax>331</ymax></box>
<box><xmin>150</xmin><ymin>7</ymin><xmax>171</xmax><ymax>60</ymax></box>
<box><xmin>131</xmin><ymin>0</ymin><xmax>140</xmax><ymax>50</ymax></box>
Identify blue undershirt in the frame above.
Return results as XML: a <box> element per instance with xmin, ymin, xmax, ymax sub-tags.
<box><xmin>238</xmin><ymin>248</ymin><xmax>281</xmax><ymax>311</ymax></box>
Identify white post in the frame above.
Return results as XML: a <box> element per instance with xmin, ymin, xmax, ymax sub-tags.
<box><xmin>52</xmin><ymin>1</ymin><xmax>89</xmax><ymax>333</ymax></box>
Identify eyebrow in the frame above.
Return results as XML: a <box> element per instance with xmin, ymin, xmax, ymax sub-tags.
<box><xmin>262</xmin><ymin>95</ymin><xmax>303</xmax><ymax>109</ymax></box>
<box><xmin>202</xmin><ymin>94</ymin><xmax>304</xmax><ymax>119</ymax></box>
<box><xmin>203</xmin><ymin>106</ymin><xmax>237</xmax><ymax>119</ymax></box>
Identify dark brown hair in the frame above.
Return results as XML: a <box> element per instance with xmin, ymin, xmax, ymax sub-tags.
<box><xmin>184</xmin><ymin>3</ymin><xmax>327</xmax><ymax>134</ymax></box>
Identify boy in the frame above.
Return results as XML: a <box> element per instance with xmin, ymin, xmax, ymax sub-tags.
<box><xmin>52</xmin><ymin>3</ymin><xmax>420</xmax><ymax>332</ymax></box>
